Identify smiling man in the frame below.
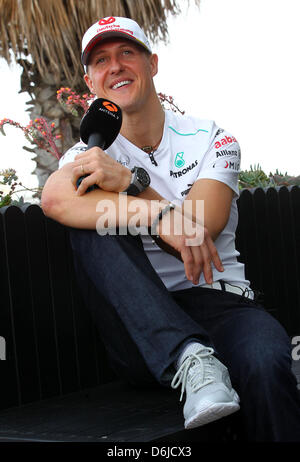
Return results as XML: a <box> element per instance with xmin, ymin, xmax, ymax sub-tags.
<box><xmin>41</xmin><ymin>17</ymin><xmax>300</xmax><ymax>441</ymax></box>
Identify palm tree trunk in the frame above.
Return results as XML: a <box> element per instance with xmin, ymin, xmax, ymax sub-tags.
<box><xmin>19</xmin><ymin>61</ymin><xmax>86</xmax><ymax>190</ymax></box>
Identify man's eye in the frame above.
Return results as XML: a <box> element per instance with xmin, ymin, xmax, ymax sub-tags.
<box><xmin>96</xmin><ymin>57</ymin><xmax>106</xmax><ymax>64</ymax></box>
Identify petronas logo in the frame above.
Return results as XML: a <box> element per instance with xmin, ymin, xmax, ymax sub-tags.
<box><xmin>174</xmin><ymin>152</ymin><xmax>185</xmax><ymax>168</ymax></box>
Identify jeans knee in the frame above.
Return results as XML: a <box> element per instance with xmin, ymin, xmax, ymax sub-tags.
<box><xmin>239</xmin><ymin>338</ymin><xmax>293</xmax><ymax>392</ymax></box>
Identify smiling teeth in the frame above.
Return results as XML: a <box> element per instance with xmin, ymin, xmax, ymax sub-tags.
<box><xmin>112</xmin><ymin>80</ymin><xmax>131</xmax><ymax>90</ymax></box>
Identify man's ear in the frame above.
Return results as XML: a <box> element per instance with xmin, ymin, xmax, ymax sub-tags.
<box><xmin>150</xmin><ymin>53</ymin><xmax>158</xmax><ymax>78</ymax></box>
<box><xmin>84</xmin><ymin>73</ymin><xmax>95</xmax><ymax>93</ymax></box>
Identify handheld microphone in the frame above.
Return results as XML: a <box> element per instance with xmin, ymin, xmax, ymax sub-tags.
<box><xmin>76</xmin><ymin>98</ymin><xmax>122</xmax><ymax>192</ymax></box>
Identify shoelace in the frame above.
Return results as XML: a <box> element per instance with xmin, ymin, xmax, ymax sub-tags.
<box><xmin>171</xmin><ymin>347</ymin><xmax>215</xmax><ymax>401</ymax></box>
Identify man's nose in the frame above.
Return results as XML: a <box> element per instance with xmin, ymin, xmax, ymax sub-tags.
<box><xmin>109</xmin><ymin>56</ymin><xmax>123</xmax><ymax>73</ymax></box>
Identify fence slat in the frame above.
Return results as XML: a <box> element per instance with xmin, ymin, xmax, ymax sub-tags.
<box><xmin>65</xmin><ymin>231</ymin><xmax>103</xmax><ymax>389</ymax></box>
<box><xmin>236</xmin><ymin>189</ymin><xmax>262</xmax><ymax>290</ymax></box>
<box><xmin>252</xmin><ymin>188</ymin><xmax>277</xmax><ymax>315</ymax></box>
<box><xmin>290</xmin><ymin>186</ymin><xmax>300</xmax><ymax>265</ymax></box>
<box><xmin>0</xmin><ymin>208</ymin><xmax>20</xmax><ymax>409</ymax></box>
<box><xmin>278</xmin><ymin>187</ymin><xmax>300</xmax><ymax>335</ymax></box>
<box><xmin>44</xmin><ymin>217</ymin><xmax>79</xmax><ymax>394</ymax></box>
<box><xmin>265</xmin><ymin>188</ymin><xmax>288</xmax><ymax>325</ymax></box>
<box><xmin>290</xmin><ymin>186</ymin><xmax>300</xmax><ymax>332</ymax></box>
<box><xmin>2</xmin><ymin>206</ymin><xmax>40</xmax><ymax>405</ymax></box>
<box><xmin>23</xmin><ymin>204</ymin><xmax>61</xmax><ymax>399</ymax></box>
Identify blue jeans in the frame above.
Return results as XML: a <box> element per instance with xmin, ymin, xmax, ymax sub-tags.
<box><xmin>69</xmin><ymin>230</ymin><xmax>300</xmax><ymax>441</ymax></box>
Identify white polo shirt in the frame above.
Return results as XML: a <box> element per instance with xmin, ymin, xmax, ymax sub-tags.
<box><xmin>59</xmin><ymin>109</ymin><xmax>250</xmax><ymax>291</ymax></box>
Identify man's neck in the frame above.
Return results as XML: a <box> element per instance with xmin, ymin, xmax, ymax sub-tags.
<box><xmin>120</xmin><ymin>99</ymin><xmax>165</xmax><ymax>151</ymax></box>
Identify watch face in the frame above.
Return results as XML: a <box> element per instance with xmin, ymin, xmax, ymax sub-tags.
<box><xmin>136</xmin><ymin>168</ymin><xmax>150</xmax><ymax>187</ymax></box>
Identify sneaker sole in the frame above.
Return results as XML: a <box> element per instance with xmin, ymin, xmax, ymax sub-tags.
<box><xmin>185</xmin><ymin>396</ymin><xmax>240</xmax><ymax>430</ymax></box>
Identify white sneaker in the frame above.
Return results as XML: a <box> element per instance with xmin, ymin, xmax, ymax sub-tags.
<box><xmin>171</xmin><ymin>346</ymin><xmax>240</xmax><ymax>429</ymax></box>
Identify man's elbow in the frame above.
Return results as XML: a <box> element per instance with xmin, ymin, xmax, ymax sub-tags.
<box><xmin>41</xmin><ymin>192</ymin><xmax>65</xmax><ymax>222</ymax></box>
<box><xmin>41</xmin><ymin>167</ymin><xmax>72</xmax><ymax>222</ymax></box>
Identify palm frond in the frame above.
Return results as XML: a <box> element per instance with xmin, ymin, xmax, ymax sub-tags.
<box><xmin>0</xmin><ymin>0</ymin><xmax>200</xmax><ymax>86</ymax></box>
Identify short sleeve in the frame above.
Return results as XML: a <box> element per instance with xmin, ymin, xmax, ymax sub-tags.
<box><xmin>58</xmin><ymin>141</ymin><xmax>87</xmax><ymax>168</ymax></box>
<box><xmin>196</xmin><ymin>128</ymin><xmax>241</xmax><ymax>197</ymax></box>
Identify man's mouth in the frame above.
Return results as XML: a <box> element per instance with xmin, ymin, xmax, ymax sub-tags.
<box><xmin>111</xmin><ymin>80</ymin><xmax>132</xmax><ymax>90</ymax></box>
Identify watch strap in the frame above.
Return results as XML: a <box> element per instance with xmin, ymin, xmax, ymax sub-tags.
<box><xmin>122</xmin><ymin>167</ymin><xmax>149</xmax><ymax>196</ymax></box>
<box><xmin>124</xmin><ymin>182</ymin><xmax>141</xmax><ymax>196</ymax></box>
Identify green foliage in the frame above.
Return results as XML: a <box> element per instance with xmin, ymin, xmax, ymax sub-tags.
<box><xmin>239</xmin><ymin>164</ymin><xmax>300</xmax><ymax>189</ymax></box>
<box><xmin>0</xmin><ymin>169</ymin><xmax>40</xmax><ymax>208</ymax></box>
<box><xmin>0</xmin><ymin>194</ymin><xmax>12</xmax><ymax>208</ymax></box>
<box><xmin>239</xmin><ymin>164</ymin><xmax>273</xmax><ymax>189</ymax></box>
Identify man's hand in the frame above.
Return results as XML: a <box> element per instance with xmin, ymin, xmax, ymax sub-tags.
<box><xmin>71</xmin><ymin>147</ymin><xmax>131</xmax><ymax>195</ymax></box>
<box><xmin>154</xmin><ymin>206</ymin><xmax>223</xmax><ymax>285</ymax></box>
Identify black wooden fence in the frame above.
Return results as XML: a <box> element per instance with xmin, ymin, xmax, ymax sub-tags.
<box><xmin>0</xmin><ymin>203</ymin><xmax>114</xmax><ymax>411</ymax></box>
<box><xmin>0</xmin><ymin>186</ymin><xmax>299</xmax><ymax>412</ymax></box>
<box><xmin>236</xmin><ymin>186</ymin><xmax>300</xmax><ymax>333</ymax></box>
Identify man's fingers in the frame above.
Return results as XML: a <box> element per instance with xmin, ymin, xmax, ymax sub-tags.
<box><xmin>74</xmin><ymin>146</ymin><xmax>103</xmax><ymax>161</ymax></box>
<box><xmin>204</xmin><ymin>229</ymin><xmax>224</xmax><ymax>272</ymax></box>
<box><xmin>71</xmin><ymin>164</ymin><xmax>88</xmax><ymax>187</ymax></box>
<box><xmin>188</xmin><ymin>245</ymin><xmax>204</xmax><ymax>285</ymax></box>
<box><xmin>76</xmin><ymin>172</ymin><xmax>99</xmax><ymax>195</ymax></box>
<box><xmin>180</xmin><ymin>245</ymin><xmax>195</xmax><ymax>282</ymax></box>
<box><xmin>197</xmin><ymin>242</ymin><xmax>214</xmax><ymax>284</ymax></box>
<box><xmin>74</xmin><ymin>152</ymin><xmax>88</xmax><ymax>161</ymax></box>
<box><xmin>76</xmin><ymin>175</ymin><xmax>93</xmax><ymax>195</ymax></box>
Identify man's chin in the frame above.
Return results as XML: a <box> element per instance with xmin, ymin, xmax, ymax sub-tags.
<box><xmin>109</xmin><ymin>97</ymin><xmax>138</xmax><ymax>114</ymax></box>
<box><xmin>96</xmin><ymin>90</ymin><xmax>141</xmax><ymax>114</ymax></box>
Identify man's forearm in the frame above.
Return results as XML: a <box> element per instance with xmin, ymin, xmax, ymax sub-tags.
<box><xmin>41</xmin><ymin>164</ymin><xmax>164</xmax><ymax>230</ymax></box>
<box><xmin>183</xmin><ymin>179</ymin><xmax>234</xmax><ymax>241</ymax></box>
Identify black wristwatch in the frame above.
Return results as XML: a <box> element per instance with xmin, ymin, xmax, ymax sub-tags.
<box><xmin>122</xmin><ymin>166</ymin><xmax>150</xmax><ymax>196</ymax></box>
